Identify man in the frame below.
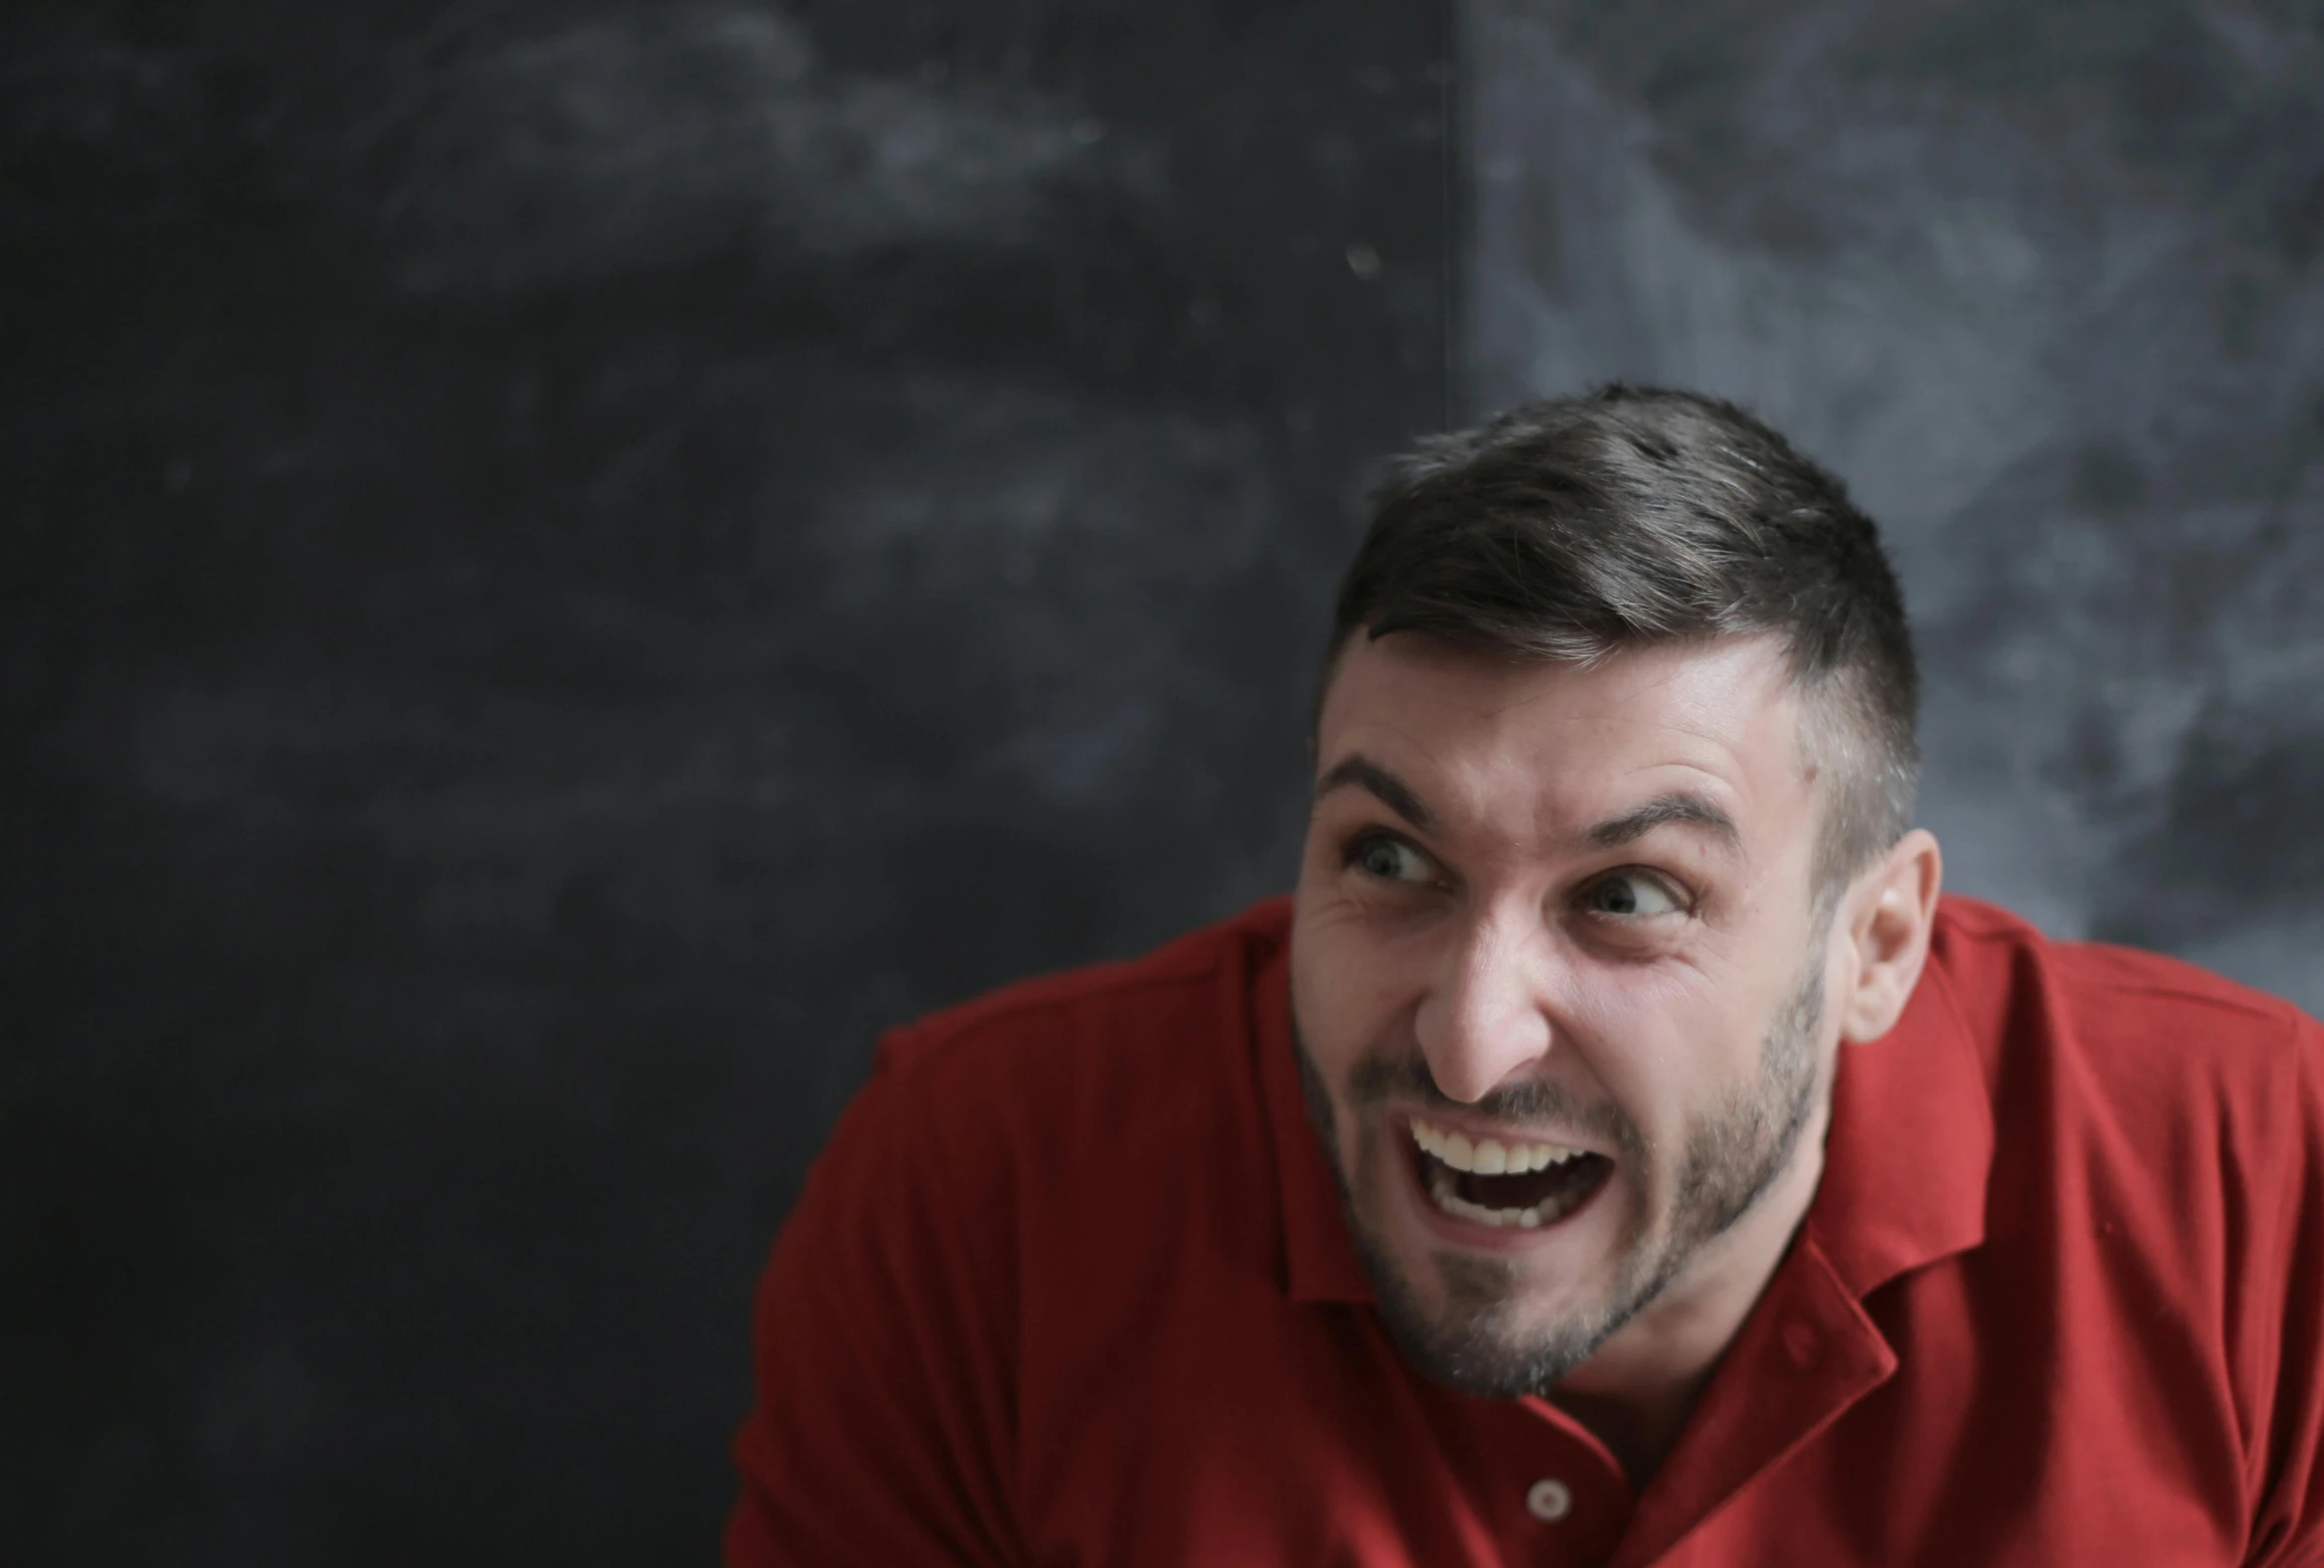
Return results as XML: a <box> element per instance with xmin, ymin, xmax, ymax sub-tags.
<box><xmin>726</xmin><ymin>388</ymin><xmax>2324</xmax><ymax>1565</ymax></box>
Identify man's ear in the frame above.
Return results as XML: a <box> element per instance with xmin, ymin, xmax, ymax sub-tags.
<box><xmin>1837</xmin><ymin>828</ymin><xmax>1943</xmax><ymax>1045</ymax></box>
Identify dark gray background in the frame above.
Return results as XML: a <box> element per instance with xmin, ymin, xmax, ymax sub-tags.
<box><xmin>3</xmin><ymin>1</ymin><xmax>1444</xmax><ymax>1561</ymax></box>
<box><xmin>1469</xmin><ymin>0</ymin><xmax>2324</xmax><ymax>1012</ymax></box>
<box><xmin>8</xmin><ymin>0</ymin><xmax>2322</xmax><ymax>1562</ymax></box>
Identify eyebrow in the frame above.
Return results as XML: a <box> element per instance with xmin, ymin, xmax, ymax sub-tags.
<box><xmin>1316</xmin><ymin>753</ymin><xmax>1739</xmax><ymax>855</ymax></box>
<box><xmin>1313</xmin><ymin>754</ymin><xmax>1437</xmax><ymax>832</ymax></box>
<box><xmin>1586</xmin><ymin>792</ymin><xmax>1741</xmax><ymax>853</ymax></box>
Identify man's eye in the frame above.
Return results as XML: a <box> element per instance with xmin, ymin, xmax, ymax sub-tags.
<box><xmin>1350</xmin><ymin>835</ymin><xmax>1433</xmax><ymax>885</ymax></box>
<box><xmin>1581</xmin><ymin>870</ymin><xmax>1685</xmax><ymax>918</ymax></box>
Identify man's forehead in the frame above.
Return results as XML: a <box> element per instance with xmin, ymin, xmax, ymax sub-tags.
<box><xmin>1311</xmin><ymin>631</ymin><xmax>1817</xmax><ymax>849</ymax></box>
<box><xmin>1315</xmin><ymin>747</ymin><xmax>1746</xmax><ymax>859</ymax></box>
<box><xmin>1318</xmin><ymin>632</ymin><xmax>1800</xmax><ymax>756</ymax></box>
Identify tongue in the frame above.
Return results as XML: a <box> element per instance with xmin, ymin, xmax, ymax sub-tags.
<box><xmin>1457</xmin><ymin>1154</ymin><xmax>1605</xmax><ymax>1211</ymax></box>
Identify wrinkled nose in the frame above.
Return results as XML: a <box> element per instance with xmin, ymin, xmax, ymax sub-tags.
<box><xmin>1411</xmin><ymin>914</ymin><xmax>1557</xmax><ymax>1103</ymax></box>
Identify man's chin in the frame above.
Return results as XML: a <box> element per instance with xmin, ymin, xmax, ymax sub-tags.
<box><xmin>1349</xmin><ymin>1192</ymin><xmax>1645</xmax><ymax>1395</ymax></box>
<box><xmin>1356</xmin><ymin>1240</ymin><xmax>1623</xmax><ymax>1399</ymax></box>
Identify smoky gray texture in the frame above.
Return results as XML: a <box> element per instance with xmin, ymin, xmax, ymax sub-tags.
<box><xmin>1468</xmin><ymin>0</ymin><xmax>2324</xmax><ymax>1010</ymax></box>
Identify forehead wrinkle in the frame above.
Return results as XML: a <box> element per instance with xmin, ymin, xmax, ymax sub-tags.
<box><xmin>1318</xmin><ymin>638</ymin><xmax>1811</xmax><ymax>871</ymax></box>
<box><xmin>1330</xmin><ymin>725</ymin><xmax>1762</xmax><ymax>876</ymax></box>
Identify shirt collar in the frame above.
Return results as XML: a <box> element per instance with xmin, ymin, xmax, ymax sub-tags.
<box><xmin>1803</xmin><ymin>918</ymin><xmax>1995</xmax><ymax>1295</ymax></box>
<box><xmin>1257</xmin><ymin>902</ymin><xmax>1997</xmax><ymax>1308</ymax></box>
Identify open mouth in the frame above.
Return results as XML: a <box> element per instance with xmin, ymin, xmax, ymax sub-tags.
<box><xmin>1406</xmin><ymin>1115</ymin><xmax>1613</xmax><ymax>1231</ymax></box>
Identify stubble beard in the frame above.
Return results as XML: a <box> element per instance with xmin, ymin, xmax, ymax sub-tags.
<box><xmin>1292</xmin><ymin>949</ymin><xmax>1829</xmax><ymax>1401</ymax></box>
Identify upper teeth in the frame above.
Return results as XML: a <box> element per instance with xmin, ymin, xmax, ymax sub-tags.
<box><xmin>1410</xmin><ymin>1118</ymin><xmax>1583</xmax><ymax>1174</ymax></box>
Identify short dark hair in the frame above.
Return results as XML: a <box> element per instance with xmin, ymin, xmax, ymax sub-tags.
<box><xmin>1326</xmin><ymin>385</ymin><xmax>1919</xmax><ymax>896</ymax></box>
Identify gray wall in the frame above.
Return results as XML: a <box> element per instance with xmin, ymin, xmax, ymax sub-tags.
<box><xmin>1468</xmin><ymin>0</ymin><xmax>2324</xmax><ymax>1011</ymax></box>
<box><xmin>1</xmin><ymin>2</ymin><xmax>1445</xmax><ymax>1561</ymax></box>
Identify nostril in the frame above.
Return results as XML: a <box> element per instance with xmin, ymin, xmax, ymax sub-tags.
<box><xmin>1416</xmin><ymin>1012</ymin><xmax>1556</xmax><ymax>1107</ymax></box>
<box><xmin>1417</xmin><ymin>969</ymin><xmax>1556</xmax><ymax>1092</ymax></box>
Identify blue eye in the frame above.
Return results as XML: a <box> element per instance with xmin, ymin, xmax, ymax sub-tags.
<box><xmin>1351</xmin><ymin>835</ymin><xmax>1432</xmax><ymax>884</ymax></box>
<box><xmin>1584</xmin><ymin>870</ymin><xmax>1683</xmax><ymax>918</ymax></box>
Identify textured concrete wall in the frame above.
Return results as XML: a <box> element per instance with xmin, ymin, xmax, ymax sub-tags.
<box><xmin>1467</xmin><ymin>0</ymin><xmax>2324</xmax><ymax>1011</ymax></box>
<box><xmin>1</xmin><ymin>2</ymin><xmax>1446</xmax><ymax>1559</ymax></box>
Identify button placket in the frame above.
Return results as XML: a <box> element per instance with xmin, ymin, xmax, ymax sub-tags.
<box><xmin>1498</xmin><ymin>1392</ymin><xmax>1633</xmax><ymax>1562</ymax></box>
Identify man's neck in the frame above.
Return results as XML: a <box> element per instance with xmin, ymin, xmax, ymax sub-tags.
<box><xmin>1546</xmin><ymin>1113</ymin><xmax>1830</xmax><ymax>1488</ymax></box>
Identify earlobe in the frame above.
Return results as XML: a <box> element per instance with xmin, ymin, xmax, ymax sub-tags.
<box><xmin>1839</xmin><ymin>829</ymin><xmax>1943</xmax><ymax>1045</ymax></box>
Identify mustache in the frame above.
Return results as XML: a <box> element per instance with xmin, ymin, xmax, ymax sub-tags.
<box><xmin>1343</xmin><ymin>1049</ymin><xmax>1645</xmax><ymax>1160</ymax></box>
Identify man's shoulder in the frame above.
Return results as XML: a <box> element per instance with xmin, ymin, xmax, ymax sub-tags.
<box><xmin>1935</xmin><ymin>893</ymin><xmax>2307</xmax><ymax>1039</ymax></box>
<box><xmin>873</xmin><ymin>895</ymin><xmax>1295</xmax><ymax>1092</ymax></box>
<box><xmin>1930</xmin><ymin>894</ymin><xmax>2316</xmax><ymax>1122</ymax></box>
<box><xmin>818</xmin><ymin>898</ymin><xmax>1297</xmax><ymax>1295</ymax></box>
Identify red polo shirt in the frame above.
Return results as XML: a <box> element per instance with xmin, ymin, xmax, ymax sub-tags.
<box><xmin>727</xmin><ymin>896</ymin><xmax>2324</xmax><ymax>1566</ymax></box>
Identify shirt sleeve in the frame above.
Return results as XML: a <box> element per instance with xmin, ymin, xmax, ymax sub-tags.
<box><xmin>724</xmin><ymin>1032</ymin><xmax>1030</xmax><ymax>1567</ymax></box>
<box><xmin>2246</xmin><ymin>1009</ymin><xmax>2324</xmax><ymax>1568</ymax></box>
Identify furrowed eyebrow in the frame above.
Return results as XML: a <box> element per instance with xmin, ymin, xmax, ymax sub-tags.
<box><xmin>1585</xmin><ymin>792</ymin><xmax>1741</xmax><ymax>853</ymax></box>
<box><xmin>1315</xmin><ymin>759</ymin><xmax>1737</xmax><ymax>855</ymax></box>
<box><xmin>1313</xmin><ymin>754</ymin><xmax>1437</xmax><ymax>832</ymax></box>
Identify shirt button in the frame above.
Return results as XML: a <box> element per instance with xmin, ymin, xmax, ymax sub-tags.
<box><xmin>1783</xmin><ymin>1320</ymin><xmax>1818</xmax><ymax>1368</ymax></box>
<box><xmin>1525</xmin><ymin>1478</ymin><xmax>1573</xmax><ymax>1522</ymax></box>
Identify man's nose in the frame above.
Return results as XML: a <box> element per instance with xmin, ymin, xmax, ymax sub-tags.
<box><xmin>1411</xmin><ymin>912</ymin><xmax>1558</xmax><ymax>1104</ymax></box>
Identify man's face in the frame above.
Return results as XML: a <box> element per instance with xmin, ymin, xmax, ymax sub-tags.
<box><xmin>1289</xmin><ymin>631</ymin><xmax>1840</xmax><ymax>1398</ymax></box>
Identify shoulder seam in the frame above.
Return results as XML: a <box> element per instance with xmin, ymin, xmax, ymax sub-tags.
<box><xmin>2075</xmin><ymin>982</ymin><xmax>2292</xmax><ymax>1026</ymax></box>
<box><xmin>2050</xmin><ymin>947</ymin><xmax>2296</xmax><ymax>1027</ymax></box>
<box><xmin>1945</xmin><ymin>917</ymin><xmax>2299</xmax><ymax>1028</ymax></box>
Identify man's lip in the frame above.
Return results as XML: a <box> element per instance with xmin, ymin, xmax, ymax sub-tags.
<box><xmin>1393</xmin><ymin>1122</ymin><xmax>1616</xmax><ymax>1247</ymax></box>
<box><xmin>1388</xmin><ymin>1106</ymin><xmax>1613</xmax><ymax>1163</ymax></box>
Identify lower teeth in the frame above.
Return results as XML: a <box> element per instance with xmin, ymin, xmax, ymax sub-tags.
<box><xmin>1427</xmin><ymin>1164</ymin><xmax>1560</xmax><ymax>1230</ymax></box>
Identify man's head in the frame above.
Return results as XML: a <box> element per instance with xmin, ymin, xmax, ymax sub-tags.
<box><xmin>1325</xmin><ymin>386</ymin><xmax>1920</xmax><ymax>901</ymax></box>
<box><xmin>1289</xmin><ymin>387</ymin><xmax>1941</xmax><ymax>1401</ymax></box>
